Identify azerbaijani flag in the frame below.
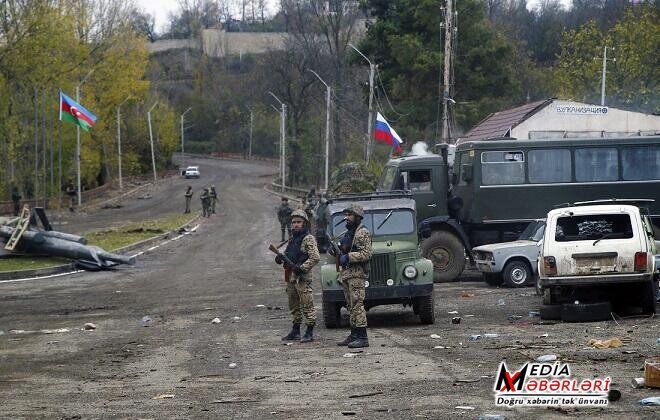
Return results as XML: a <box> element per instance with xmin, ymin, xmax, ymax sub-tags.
<box><xmin>59</xmin><ymin>91</ymin><xmax>97</xmax><ymax>132</ymax></box>
<box><xmin>374</xmin><ymin>112</ymin><xmax>403</xmax><ymax>152</ymax></box>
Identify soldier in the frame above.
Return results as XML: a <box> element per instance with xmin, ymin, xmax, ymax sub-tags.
<box><xmin>184</xmin><ymin>186</ymin><xmax>193</xmax><ymax>214</ymax></box>
<box><xmin>333</xmin><ymin>203</ymin><xmax>372</xmax><ymax>348</ymax></box>
<box><xmin>277</xmin><ymin>197</ymin><xmax>293</xmax><ymax>242</ymax></box>
<box><xmin>11</xmin><ymin>186</ymin><xmax>21</xmax><ymax>216</ymax></box>
<box><xmin>275</xmin><ymin>209</ymin><xmax>320</xmax><ymax>343</ymax></box>
<box><xmin>209</xmin><ymin>185</ymin><xmax>218</xmax><ymax>214</ymax></box>
<box><xmin>65</xmin><ymin>184</ymin><xmax>77</xmax><ymax>212</ymax></box>
<box><xmin>200</xmin><ymin>188</ymin><xmax>211</xmax><ymax>218</ymax></box>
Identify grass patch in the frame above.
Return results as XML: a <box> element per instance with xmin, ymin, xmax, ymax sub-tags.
<box><xmin>0</xmin><ymin>213</ymin><xmax>197</xmax><ymax>273</ymax></box>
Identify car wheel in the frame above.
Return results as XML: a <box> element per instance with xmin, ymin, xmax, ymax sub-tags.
<box><xmin>539</xmin><ymin>304</ymin><xmax>561</xmax><ymax>320</ymax></box>
<box><xmin>421</xmin><ymin>231</ymin><xmax>466</xmax><ymax>283</ymax></box>
<box><xmin>502</xmin><ymin>260</ymin><xmax>532</xmax><ymax>288</ymax></box>
<box><xmin>561</xmin><ymin>301</ymin><xmax>612</xmax><ymax>323</ymax></box>
<box><xmin>322</xmin><ymin>300</ymin><xmax>341</xmax><ymax>328</ymax></box>
<box><xmin>483</xmin><ymin>273</ymin><xmax>503</xmax><ymax>287</ymax></box>
<box><xmin>641</xmin><ymin>281</ymin><xmax>657</xmax><ymax>315</ymax></box>
<box><xmin>415</xmin><ymin>293</ymin><xmax>435</xmax><ymax>325</ymax></box>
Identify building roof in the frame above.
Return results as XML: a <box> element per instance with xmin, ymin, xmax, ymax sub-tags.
<box><xmin>458</xmin><ymin>99</ymin><xmax>552</xmax><ymax>144</ymax></box>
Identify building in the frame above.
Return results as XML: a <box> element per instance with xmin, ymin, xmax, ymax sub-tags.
<box><xmin>458</xmin><ymin>99</ymin><xmax>660</xmax><ymax>144</ymax></box>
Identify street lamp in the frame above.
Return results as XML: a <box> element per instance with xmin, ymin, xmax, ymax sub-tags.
<box><xmin>268</xmin><ymin>91</ymin><xmax>287</xmax><ymax>192</ymax></box>
<box><xmin>147</xmin><ymin>101</ymin><xmax>159</xmax><ymax>182</ymax></box>
<box><xmin>181</xmin><ymin>107</ymin><xmax>192</xmax><ymax>167</ymax></box>
<box><xmin>308</xmin><ymin>69</ymin><xmax>331</xmax><ymax>193</ymax></box>
<box><xmin>117</xmin><ymin>95</ymin><xmax>132</xmax><ymax>190</ymax></box>
<box><xmin>349</xmin><ymin>43</ymin><xmax>376</xmax><ymax>165</ymax></box>
<box><xmin>76</xmin><ymin>68</ymin><xmax>95</xmax><ymax>205</ymax></box>
<box><xmin>246</xmin><ymin>106</ymin><xmax>253</xmax><ymax>160</ymax></box>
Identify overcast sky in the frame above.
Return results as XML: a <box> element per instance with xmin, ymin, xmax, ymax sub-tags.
<box><xmin>135</xmin><ymin>0</ymin><xmax>573</xmax><ymax>35</ymax></box>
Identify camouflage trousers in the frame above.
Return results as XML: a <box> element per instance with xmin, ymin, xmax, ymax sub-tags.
<box><xmin>280</xmin><ymin>223</ymin><xmax>292</xmax><ymax>241</ymax></box>
<box><xmin>210</xmin><ymin>197</ymin><xmax>216</xmax><ymax>213</ymax></box>
<box><xmin>342</xmin><ymin>277</ymin><xmax>367</xmax><ymax>328</ymax></box>
<box><xmin>286</xmin><ymin>279</ymin><xmax>316</xmax><ymax>326</ymax></box>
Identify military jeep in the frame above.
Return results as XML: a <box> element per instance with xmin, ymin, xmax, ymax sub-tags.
<box><xmin>320</xmin><ymin>192</ymin><xmax>435</xmax><ymax>327</ymax></box>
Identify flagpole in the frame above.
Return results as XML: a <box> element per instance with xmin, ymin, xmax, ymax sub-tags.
<box><xmin>76</xmin><ymin>69</ymin><xmax>94</xmax><ymax>206</ymax></box>
<box><xmin>147</xmin><ymin>101</ymin><xmax>159</xmax><ymax>183</ymax></box>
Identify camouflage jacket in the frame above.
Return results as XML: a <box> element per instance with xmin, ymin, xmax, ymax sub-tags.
<box><xmin>340</xmin><ymin>224</ymin><xmax>372</xmax><ymax>281</ymax></box>
<box><xmin>277</xmin><ymin>204</ymin><xmax>293</xmax><ymax>223</ymax></box>
<box><xmin>185</xmin><ymin>190</ymin><xmax>193</xmax><ymax>198</ymax></box>
<box><xmin>290</xmin><ymin>234</ymin><xmax>320</xmax><ymax>283</ymax></box>
<box><xmin>209</xmin><ymin>188</ymin><xmax>218</xmax><ymax>199</ymax></box>
<box><xmin>200</xmin><ymin>191</ymin><xmax>211</xmax><ymax>203</ymax></box>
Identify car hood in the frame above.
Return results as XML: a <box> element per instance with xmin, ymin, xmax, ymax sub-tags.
<box><xmin>473</xmin><ymin>240</ymin><xmax>537</xmax><ymax>253</ymax></box>
<box><xmin>372</xmin><ymin>240</ymin><xmax>417</xmax><ymax>254</ymax></box>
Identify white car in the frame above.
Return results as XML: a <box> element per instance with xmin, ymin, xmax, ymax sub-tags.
<box><xmin>184</xmin><ymin>166</ymin><xmax>200</xmax><ymax>179</ymax></box>
<box><xmin>538</xmin><ymin>200</ymin><xmax>657</xmax><ymax>319</ymax></box>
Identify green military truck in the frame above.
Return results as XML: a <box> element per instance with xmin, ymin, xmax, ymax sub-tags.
<box><xmin>319</xmin><ymin>192</ymin><xmax>435</xmax><ymax>327</ymax></box>
<box><xmin>378</xmin><ymin>136</ymin><xmax>660</xmax><ymax>282</ymax></box>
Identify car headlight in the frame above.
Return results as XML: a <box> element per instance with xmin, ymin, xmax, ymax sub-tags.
<box><xmin>403</xmin><ymin>265</ymin><xmax>418</xmax><ymax>279</ymax></box>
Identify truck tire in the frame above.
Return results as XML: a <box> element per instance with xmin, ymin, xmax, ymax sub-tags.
<box><xmin>502</xmin><ymin>260</ymin><xmax>532</xmax><ymax>288</ymax></box>
<box><xmin>561</xmin><ymin>301</ymin><xmax>612</xmax><ymax>323</ymax></box>
<box><xmin>322</xmin><ymin>300</ymin><xmax>341</xmax><ymax>329</ymax></box>
<box><xmin>483</xmin><ymin>273</ymin><xmax>503</xmax><ymax>287</ymax></box>
<box><xmin>422</xmin><ymin>231</ymin><xmax>466</xmax><ymax>283</ymax></box>
<box><xmin>641</xmin><ymin>281</ymin><xmax>657</xmax><ymax>315</ymax></box>
<box><xmin>540</xmin><ymin>304</ymin><xmax>561</xmax><ymax>320</ymax></box>
<box><xmin>416</xmin><ymin>293</ymin><xmax>436</xmax><ymax>325</ymax></box>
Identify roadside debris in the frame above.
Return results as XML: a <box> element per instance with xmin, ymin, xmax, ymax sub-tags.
<box><xmin>483</xmin><ymin>333</ymin><xmax>499</xmax><ymax>339</ymax></box>
<box><xmin>537</xmin><ymin>333</ymin><xmax>549</xmax><ymax>339</ymax></box>
<box><xmin>84</xmin><ymin>323</ymin><xmax>97</xmax><ymax>330</ymax></box>
<box><xmin>152</xmin><ymin>394</ymin><xmax>175</xmax><ymax>400</ymax></box>
<box><xmin>497</xmin><ymin>299</ymin><xmax>506</xmax><ymax>306</ymax></box>
<box><xmin>455</xmin><ymin>405</ymin><xmax>475</xmax><ymax>410</ymax></box>
<box><xmin>255</xmin><ymin>304</ymin><xmax>266</xmax><ymax>308</ymax></box>
<box><xmin>631</xmin><ymin>378</ymin><xmax>645</xmax><ymax>388</ymax></box>
<box><xmin>507</xmin><ymin>315</ymin><xmax>522</xmax><ymax>321</ymax></box>
<box><xmin>451</xmin><ymin>317</ymin><xmax>461</xmax><ymax>324</ymax></box>
<box><xmin>228</xmin><ymin>363</ymin><xmax>237</xmax><ymax>369</ymax></box>
<box><xmin>461</xmin><ymin>292</ymin><xmax>475</xmax><ymax>298</ymax></box>
<box><xmin>430</xmin><ymin>334</ymin><xmax>442</xmax><ymax>339</ymax></box>
<box><xmin>608</xmin><ymin>390</ymin><xmax>622</xmax><ymax>402</ymax></box>
<box><xmin>638</xmin><ymin>397</ymin><xmax>660</xmax><ymax>406</ymax></box>
<box><xmin>343</xmin><ymin>353</ymin><xmax>360</xmax><ymax>358</ymax></box>
<box><xmin>646</xmin><ymin>358</ymin><xmax>660</xmax><ymax>388</ymax></box>
<box><xmin>232</xmin><ymin>316</ymin><xmax>241</xmax><ymax>321</ymax></box>
<box><xmin>447</xmin><ymin>310</ymin><xmax>459</xmax><ymax>314</ymax></box>
<box><xmin>469</xmin><ymin>335</ymin><xmax>481</xmax><ymax>341</ymax></box>
<box><xmin>528</xmin><ymin>310</ymin><xmax>540</xmax><ymax>317</ymax></box>
<box><xmin>349</xmin><ymin>391</ymin><xmax>383</xmax><ymax>398</ymax></box>
<box><xmin>138</xmin><ymin>193</ymin><xmax>152</xmax><ymax>200</ymax></box>
<box><xmin>588</xmin><ymin>338</ymin><xmax>623</xmax><ymax>349</ymax></box>
<box><xmin>211</xmin><ymin>318</ymin><xmax>221</xmax><ymax>324</ymax></box>
<box><xmin>536</xmin><ymin>354</ymin><xmax>558</xmax><ymax>363</ymax></box>
<box><xmin>140</xmin><ymin>315</ymin><xmax>152</xmax><ymax>327</ymax></box>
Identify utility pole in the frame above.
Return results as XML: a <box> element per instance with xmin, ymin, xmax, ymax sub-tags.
<box><xmin>147</xmin><ymin>101</ymin><xmax>159</xmax><ymax>182</ymax></box>
<box><xmin>248</xmin><ymin>109</ymin><xmax>253</xmax><ymax>160</ymax></box>
<box><xmin>308</xmin><ymin>69</ymin><xmax>332</xmax><ymax>192</ymax></box>
<box><xmin>75</xmin><ymin>69</ymin><xmax>94</xmax><ymax>206</ymax></box>
<box><xmin>441</xmin><ymin>0</ymin><xmax>453</xmax><ymax>143</ymax></box>
<box><xmin>269</xmin><ymin>92</ymin><xmax>286</xmax><ymax>192</ymax></box>
<box><xmin>181</xmin><ymin>107</ymin><xmax>192</xmax><ymax>167</ymax></box>
<box><xmin>117</xmin><ymin>96</ymin><xmax>132</xmax><ymax>190</ymax></box>
<box><xmin>349</xmin><ymin>43</ymin><xmax>376</xmax><ymax>165</ymax></box>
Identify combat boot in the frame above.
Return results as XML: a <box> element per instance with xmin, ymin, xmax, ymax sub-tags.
<box><xmin>347</xmin><ymin>327</ymin><xmax>369</xmax><ymax>348</ymax></box>
<box><xmin>300</xmin><ymin>325</ymin><xmax>314</xmax><ymax>343</ymax></box>
<box><xmin>281</xmin><ymin>323</ymin><xmax>301</xmax><ymax>341</ymax></box>
<box><xmin>336</xmin><ymin>327</ymin><xmax>356</xmax><ymax>346</ymax></box>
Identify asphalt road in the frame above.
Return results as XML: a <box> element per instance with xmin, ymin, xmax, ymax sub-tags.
<box><xmin>0</xmin><ymin>158</ymin><xmax>658</xmax><ymax>419</ymax></box>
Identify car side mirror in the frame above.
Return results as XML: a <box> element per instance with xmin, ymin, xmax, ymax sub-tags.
<box><xmin>461</xmin><ymin>164</ymin><xmax>473</xmax><ymax>183</ymax></box>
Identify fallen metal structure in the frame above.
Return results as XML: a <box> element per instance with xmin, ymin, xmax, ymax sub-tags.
<box><xmin>0</xmin><ymin>206</ymin><xmax>135</xmax><ymax>270</ymax></box>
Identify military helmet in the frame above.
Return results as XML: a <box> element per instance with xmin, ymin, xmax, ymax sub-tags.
<box><xmin>291</xmin><ymin>209</ymin><xmax>309</xmax><ymax>223</ymax></box>
<box><xmin>343</xmin><ymin>203</ymin><xmax>364</xmax><ymax>217</ymax></box>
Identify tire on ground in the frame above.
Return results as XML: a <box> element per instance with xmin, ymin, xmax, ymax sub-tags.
<box><xmin>483</xmin><ymin>273</ymin><xmax>503</xmax><ymax>287</ymax></box>
<box><xmin>502</xmin><ymin>260</ymin><xmax>532</xmax><ymax>288</ymax></box>
<box><xmin>322</xmin><ymin>300</ymin><xmax>341</xmax><ymax>328</ymax></box>
<box><xmin>421</xmin><ymin>230</ymin><xmax>466</xmax><ymax>283</ymax></box>
<box><xmin>415</xmin><ymin>293</ymin><xmax>435</xmax><ymax>325</ymax></box>
<box><xmin>561</xmin><ymin>301</ymin><xmax>612</xmax><ymax>323</ymax></box>
<box><xmin>539</xmin><ymin>304</ymin><xmax>561</xmax><ymax>320</ymax></box>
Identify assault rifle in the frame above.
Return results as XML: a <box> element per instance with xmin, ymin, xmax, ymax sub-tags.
<box><xmin>325</xmin><ymin>232</ymin><xmax>341</xmax><ymax>272</ymax></box>
<box><xmin>268</xmin><ymin>240</ymin><xmax>294</xmax><ymax>282</ymax></box>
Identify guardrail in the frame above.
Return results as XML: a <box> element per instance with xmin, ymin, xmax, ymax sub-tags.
<box><xmin>0</xmin><ymin>184</ymin><xmax>111</xmax><ymax>216</ymax></box>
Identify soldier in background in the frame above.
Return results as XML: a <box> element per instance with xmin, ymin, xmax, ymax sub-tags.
<box><xmin>333</xmin><ymin>203</ymin><xmax>372</xmax><ymax>348</ymax></box>
<box><xmin>200</xmin><ymin>188</ymin><xmax>211</xmax><ymax>218</ymax></box>
<box><xmin>65</xmin><ymin>184</ymin><xmax>76</xmax><ymax>212</ymax></box>
<box><xmin>11</xmin><ymin>185</ymin><xmax>21</xmax><ymax>216</ymax></box>
<box><xmin>209</xmin><ymin>185</ymin><xmax>218</xmax><ymax>214</ymax></box>
<box><xmin>184</xmin><ymin>186</ymin><xmax>193</xmax><ymax>214</ymax></box>
<box><xmin>275</xmin><ymin>209</ymin><xmax>320</xmax><ymax>343</ymax></box>
<box><xmin>277</xmin><ymin>197</ymin><xmax>293</xmax><ymax>242</ymax></box>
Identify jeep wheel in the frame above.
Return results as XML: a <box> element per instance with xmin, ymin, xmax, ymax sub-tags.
<box><xmin>422</xmin><ymin>231</ymin><xmax>465</xmax><ymax>283</ymax></box>
<box><xmin>502</xmin><ymin>260</ymin><xmax>532</xmax><ymax>288</ymax></box>
<box><xmin>415</xmin><ymin>293</ymin><xmax>435</xmax><ymax>325</ymax></box>
<box><xmin>322</xmin><ymin>300</ymin><xmax>341</xmax><ymax>328</ymax></box>
<box><xmin>483</xmin><ymin>273</ymin><xmax>503</xmax><ymax>287</ymax></box>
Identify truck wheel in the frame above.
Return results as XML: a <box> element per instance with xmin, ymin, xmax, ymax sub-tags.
<box><xmin>422</xmin><ymin>231</ymin><xmax>466</xmax><ymax>283</ymax></box>
<box><xmin>502</xmin><ymin>260</ymin><xmax>532</xmax><ymax>288</ymax></box>
<box><xmin>641</xmin><ymin>281</ymin><xmax>657</xmax><ymax>315</ymax></box>
<box><xmin>416</xmin><ymin>293</ymin><xmax>435</xmax><ymax>325</ymax></box>
<box><xmin>322</xmin><ymin>300</ymin><xmax>341</xmax><ymax>328</ymax></box>
<box><xmin>540</xmin><ymin>304</ymin><xmax>561</xmax><ymax>320</ymax></box>
<box><xmin>561</xmin><ymin>301</ymin><xmax>612</xmax><ymax>322</ymax></box>
<box><xmin>483</xmin><ymin>273</ymin><xmax>503</xmax><ymax>287</ymax></box>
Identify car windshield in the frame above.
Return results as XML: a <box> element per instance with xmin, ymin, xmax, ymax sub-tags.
<box><xmin>330</xmin><ymin>209</ymin><xmax>415</xmax><ymax>237</ymax></box>
<box><xmin>377</xmin><ymin>166</ymin><xmax>397</xmax><ymax>191</ymax></box>
<box><xmin>519</xmin><ymin>220</ymin><xmax>545</xmax><ymax>241</ymax></box>
<box><xmin>555</xmin><ymin>213</ymin><xmax>633</xmax><ymax>242</ymax></box>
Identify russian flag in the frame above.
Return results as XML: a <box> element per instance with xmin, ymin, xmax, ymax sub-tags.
<box><xmin>374</xmin><ymin>112</ymin><xmax>403</xmax><ymax>152</ymax></box>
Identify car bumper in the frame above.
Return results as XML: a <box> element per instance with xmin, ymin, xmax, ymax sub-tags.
<box><xmin>540</xmin><ymin>273</ymin><xmax>653</xmax><ymax>287</ymax></box>
<box><xmin>475</xmin><ymin>260</ymin><xmax>498</xmax><ymax>273</ymax></box>
<box><xmin>322</xmin><ymin>283</ymin><xmax>433</xmax><ymax>303</ymax></box>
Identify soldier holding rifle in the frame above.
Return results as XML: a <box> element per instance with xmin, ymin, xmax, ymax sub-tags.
<box><xmin>270</xmin><ymin>209</ymin><xmax>320</xmax><ymax>343</ymax></box>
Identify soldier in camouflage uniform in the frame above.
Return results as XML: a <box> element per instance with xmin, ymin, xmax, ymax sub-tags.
<box><xmin>200</xmin><ymin>188</ymin><xmax>211</xmax><ymax>218</ymax></box>
<box><xmin>209</xmin><ymin>185</ymin><xmax>218</xmax><ymax>214</ymax></box>
<box><xmin>276</xmin><ymin>197</ymin><xmax>293</xmax><ymax>242</ymax></box>
<box><xmin>184</xmin><ymin>186</ymin><xmax>193</xmax><ymax>214</ymax></box>
<box><xmin>334</xmin><ymin>203</ymin><xmax>372</xmax><ymax>348</ymax></box>
<box><xmin>275</xmin><ymin>209</ymin><xmax>320</xmax><ymax>342</ymax></box>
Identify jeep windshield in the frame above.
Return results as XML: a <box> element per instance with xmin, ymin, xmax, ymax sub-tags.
<box><xmin>331</xmin><ymin>209</ymin><xmax>416</xmax><ymax>237</ymax></box>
